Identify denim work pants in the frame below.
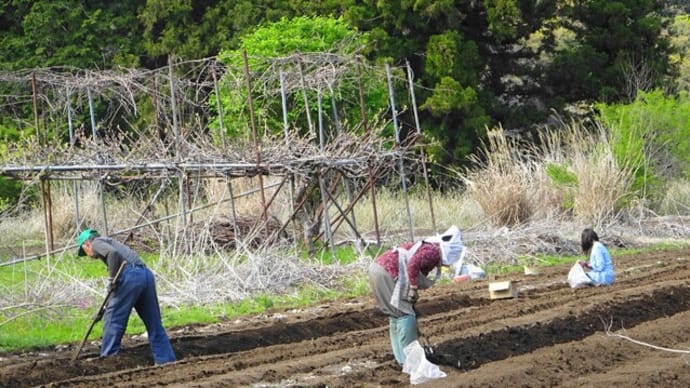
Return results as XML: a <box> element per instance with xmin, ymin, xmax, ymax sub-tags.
<box><xmin>101</xmin><ymin>265</ymin><xmax>176</xmax><ymax>364</ymax></box>
<box><xmin>389</xmin><ymin>314</ymin><xmax>419</xmax><ymax>365</ymax></box>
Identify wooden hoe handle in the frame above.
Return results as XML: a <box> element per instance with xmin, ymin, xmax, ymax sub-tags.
<box><xmin>72</xmin><ymin>261</ymin><xmax>127</xmax><ymax>361</ymax></box>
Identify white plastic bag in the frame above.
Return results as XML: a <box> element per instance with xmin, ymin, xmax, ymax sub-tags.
<box><xmin>402</xmin><ymin>340</ymin><xmax>447</xmax><ymax>385</ymax></box>
<box><xmin>568</xmin><ymin>262</ymin><xmax>593</xmax><ymax>288</ymax></box>
<box><xmin>465</xmin><ymin>263</ymin><xmax>486</xmax><ymax>280</ymax></box>
<box><xmin>453</xmin><ymin>262</ymin><xmax>486</xmax><ymax>280</ymax></box>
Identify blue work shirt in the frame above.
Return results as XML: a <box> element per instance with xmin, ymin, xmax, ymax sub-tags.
<box><xmin>587</xmin><ymin>241</ymin><xmax>615</xmax><ymax>285</ymax></box>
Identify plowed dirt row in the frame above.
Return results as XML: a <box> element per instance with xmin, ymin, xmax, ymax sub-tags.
<box><xmin>1</xmin><ymin>247</ymin><xmax>689</xmax><ymax>387</ymax></box>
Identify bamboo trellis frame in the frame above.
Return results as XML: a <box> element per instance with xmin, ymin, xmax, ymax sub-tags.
<box><xmin>0</xmin><ymin>53</ymin><xmax>438</xmax><ymax>264</ymax></box>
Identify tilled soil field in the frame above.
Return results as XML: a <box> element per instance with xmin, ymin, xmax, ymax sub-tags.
<box><xmin>2</xmin><ymin>246</ymin><xmax>690</xmax><ymax>387</ymax></box>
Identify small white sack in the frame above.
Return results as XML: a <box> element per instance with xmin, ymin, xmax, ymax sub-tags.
<box><xmin>402</xmin><ymin>340</ymin><xmax>447</xmax><ymax>385</ymax></box>
<box><xmin>568</xmin><ymin>262</ymin><xmax>593</xmax><ymax>289</ymax></box>
<box><xmin>453</xmin><ymin>262</ymin><xmax>486</xmax><ymax>280</ymax></box>
<box><xmin>465</xmin><ymin>263</ymin><xmax>486</xmax><ymax>280</ymax></box>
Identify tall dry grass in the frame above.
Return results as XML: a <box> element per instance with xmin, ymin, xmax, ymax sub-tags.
<box><xmin>0</xmin><ymin>182</ymin><xmax>124</xmax><ymax>246</ymax></box>
<box><xmin>539</xmin><ymin>123</ymin><xmax>638</xmax><ymax>224</ymax></box>
<box><xmin>462</xmin><ymin>129</ymin><xmax>534</xmax><ymax>226</ymax></box>
<box><xmin>658</xmin><ymin>179</ymin><xmax>690</xmax><ymax>215</ymax></box>
<box><xmin>463</xmin><ymin>122</ymin><xmax>637</xmax><ymax>227</ymax></box>
<box><xmin>349</xmin><ymin>187</ymin><xmax>482</xmax><ymax>242</ymax></box>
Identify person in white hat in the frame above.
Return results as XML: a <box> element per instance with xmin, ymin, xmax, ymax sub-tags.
<box><xmin>367</xmin><ymin>225</ymin><xmax>464</xmax><ymax>366</ymax></box>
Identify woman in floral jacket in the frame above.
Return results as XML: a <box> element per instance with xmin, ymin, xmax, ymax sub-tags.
<box><xmin>368</xmin><ymin>225</ymin><xmax>464</xmax><ymax>366</ymax></box>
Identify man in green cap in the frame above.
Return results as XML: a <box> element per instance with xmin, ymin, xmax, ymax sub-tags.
<box><xmin>77</xmin><ymin>229</ymin><xmax>176</xmax><ymax>365</ymax></box>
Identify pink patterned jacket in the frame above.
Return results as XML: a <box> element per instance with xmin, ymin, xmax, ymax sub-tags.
<box><xmin>374</xmin><ymin>241</ymin><xmax>442</xmax><ymax>287</ymax></box>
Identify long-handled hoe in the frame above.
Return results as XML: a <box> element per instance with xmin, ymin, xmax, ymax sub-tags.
<box><xmin>417</xmin><ymin>325</ymin><xmax>462</xmax><ymax>368</ymax></box>
<box><xmin>417</xmin><ymin>326</ymin><xmax>435</xmax><ymax>358</ymax></box>
<box><xmin>72</xmin><ymin>261</ymin><xmax>127</xmax><ymax>361</ymax></box>
<box><xmin>413</xmin><ymin>306</ymin><xmax>435</xmax><ymax>357</ymax></box>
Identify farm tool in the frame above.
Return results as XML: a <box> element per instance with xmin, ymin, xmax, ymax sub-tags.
<box><xmin>413</xmin><ymin>306</ymin><xmax>460</xmax><ymax>367</ymax></box>
<box><xmin>417</xmin><ymin>326</ymin><xmax>435</xmax><ymax>358</ymax></box>
<box><xmin>413</xmin><ymin>305</ymin><xmax>435</xmax><ymax>357</ymax></box>
<box><xmin>416</xmin><ymin>326</ymin><xmax>461</xmax><ymax>368</ymax></box>
<box><xmin>72</xmin><ymin>261</ymin><xmax>127</xmax><ymax>361</ymax></box>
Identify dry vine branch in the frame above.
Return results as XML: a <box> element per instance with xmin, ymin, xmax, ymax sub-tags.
<box><xmin>602</xmin><ymin>317</ymin><xmax>690</xmax><ymax>354</ymax></box>
<box><xmin>0</xmin><ymin>123</ymin><xmax>405</xmax><ymax>181</ymax></box>
<box><xmin>0</xmin><ymin>52</ymin><xmax>429</xmax><ymax>263</ymax></box>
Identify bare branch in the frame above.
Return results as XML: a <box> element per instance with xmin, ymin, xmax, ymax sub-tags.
<box><xmin>603</xmin><ymin>317</ymin><xmax>690</xmax><ymax>354</ymax></box>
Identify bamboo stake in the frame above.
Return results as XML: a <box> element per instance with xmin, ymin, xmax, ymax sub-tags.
<box><xmin>243</xmin><ymin>50</ymin><xmax>269</xmax><ymax>241</ymax></box>
<box><xmin>357</xmin><ymin>58</ymin><xmax>380</xmax><ymax>244</ymax></box>
<box><xmin>386</xmin><ymin>63</ymin><xmax>414</xmax><ymax>241</ymax></box>
<box><xmin>406</xmin><ymin>60</ymin><xmax>437</xmax><ymax>233</ymax></box>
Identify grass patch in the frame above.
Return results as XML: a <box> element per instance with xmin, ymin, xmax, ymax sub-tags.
<box><xmin>0</xmin><ymin>272</ymin><xmax>371</xmax><ymax>353</ymax></box>
<box><xmin>610</xmin><ymin>241</ymin><xmax>690</xmax><ymax>257</ymax></box>
<box><xmin>0</xmin><ymin>312</ymin><xmax>90</xmax><ymax>351</ymax></box>
<box><xmin>298</xmin><ymin>244</ymin><xmax>360</xmax><ymax>265</ymax></box>
<box><xmin>0</xmin><ymin>252</ymin><xmax>164</xmax><ymax>293</ymax></box>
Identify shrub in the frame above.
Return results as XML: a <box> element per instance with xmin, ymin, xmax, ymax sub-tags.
<box><xmin>597</xmin><ymin>89</ymin><xmax>690</xmax><ymax>205</ymax></box>
<box><xmin>545</xmin><ymin>162</ymin><xmax>578</xmax><ymax>212</ymax></box>
<box><xmin>464</xmin><ymin>122</ymin><xmax>636</xmax><ymax>226</ymax></box>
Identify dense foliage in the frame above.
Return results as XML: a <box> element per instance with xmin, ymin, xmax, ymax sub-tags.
<box><xmin>597</xmin><ymin>89</ymin><xmax>690</xmax><ymax>203</ymax></box>
<box><xmin>211</xmin><ymin>16</ymin><xmax>383</xmax><ymax>141</ymax></box>
<box><xmin>1</xmin><ymin>1</ymin><xmax>681</xmax><ymax>159</ymax></box>
<box><xmin>0</xmin><ymin>1</ymin><xmax>687</xmax><ymax>206</ymax></box>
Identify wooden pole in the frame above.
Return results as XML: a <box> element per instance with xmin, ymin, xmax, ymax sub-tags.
<box><xmin>356</xmin><ymin>58</ymin><xmax>380</xmax><ymax>245</ymax></box>
<box><xmin>40</xmin><ymin>178</ymin><xmax>54</xmax><ymax>262</ymax></box>
<box><xmin>66</xmin><ymin>90</ymin><xmax>81</xmax><ymax>231</ymax></box>
<box><xmin>242</xmin><ymin>50</ymin><xmax>269</xmax><ymax>241</ymax></box>
<box><xmin>31</xmin><ymin>73</ymin><xmax>40</xmax><ymax>142</ymax></box>
<box><xmin>279</xmin><ymin>69</ymin><xmax>299</xmax><ymax>247</ymax></box>
<box><xmin>168</xmin><ymin>55</ymin><xmax>181</xmax><ymax>159</ymax></box>
<box><xmin>386</xmin><ymin>63</ymin><xmax>415</xmax><ymax>241</ymax></box>
<box><xmin>317</xmin><ymin>88</ymin><xmax>335</xmax><ymax>259</ymax></box>
<box><xmin>211</xmin><ymin>66</ymin><xmax>226</xmax><ymax>148</ymax></box>
<box><xmin>406</xmin><ymin>60</ymin><xmax>437</xmax><ymax>233</ymax></box>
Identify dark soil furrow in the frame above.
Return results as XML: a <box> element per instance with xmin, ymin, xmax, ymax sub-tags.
<box><xmin>55</xmin><ymin>268</ymin><xmax>690</xmax><ymax>387</ymax></box>
<box><xmin>0</xmin><ymin>247</ymin><xmax>688</xmax><ymax>387</ymax></box>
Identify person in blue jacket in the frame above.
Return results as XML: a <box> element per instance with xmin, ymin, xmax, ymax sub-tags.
<box><xmin>578</xmin><ymin>228</ymin><xmax>615</xmax><ymax>286</ymax></box>
<box><xmin>77</xmin><ymin>229</ymin><xmax>176</xmax><ymax>365</ymax></box>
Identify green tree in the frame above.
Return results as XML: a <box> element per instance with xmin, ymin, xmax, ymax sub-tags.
<box><xmin>136</xmin><ymin>0</ymin><xmax>347</xmax><ymax>65</ymax></box>
<box><xmin>420</xmin><ymin>30</ymin><xmax>489</xmax><ymax>165</ymax></box>
<box><xmin>669</xmin><ymin>14</ymin><xmax>690</xmax><ymax>93</ymax></box>
<box><xmin>483</xmin><ymin>0</ymin><xmax>522</xmax><ymax>42</ymax></box>
<box><xmin>597</xmin><ymin>89</ymin><xmax>690</xmax><ymax>202</ymax></box>
<box><xmin>213</xmin><ymin>15</ymin><xmax>379</xmax><ymax>140</ymax></box>
<box><xmin>1</xmin><ymin>0</ymin><xmax>143</xmax><ymax>69</ymax></box>
<box><xmin>139</xmin><ymin>0</ymin><xmax>207</xmax><ymax>64</ymax></box>
<box><xmin>550</xmin><ymin>0</ymin><xmax>670</xmax><ymax>103</ymax></box>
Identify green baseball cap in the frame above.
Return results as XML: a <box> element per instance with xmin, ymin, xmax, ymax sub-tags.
<box><xmin>77</xmin><ymin>229</ymin><xmax>99</xmax><ymax>256</ymax></box>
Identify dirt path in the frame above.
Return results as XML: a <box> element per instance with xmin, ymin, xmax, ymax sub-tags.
<box><xmin>2</xmin><ymin>247</ymin><xmax>690</xmax><ymax>387</ymax></box>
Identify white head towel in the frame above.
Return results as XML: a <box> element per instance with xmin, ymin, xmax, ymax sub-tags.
<box><xmin>425</xmin><ymin>225</ymin><xmax>464</xmax><ymax>266</ymax></box>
